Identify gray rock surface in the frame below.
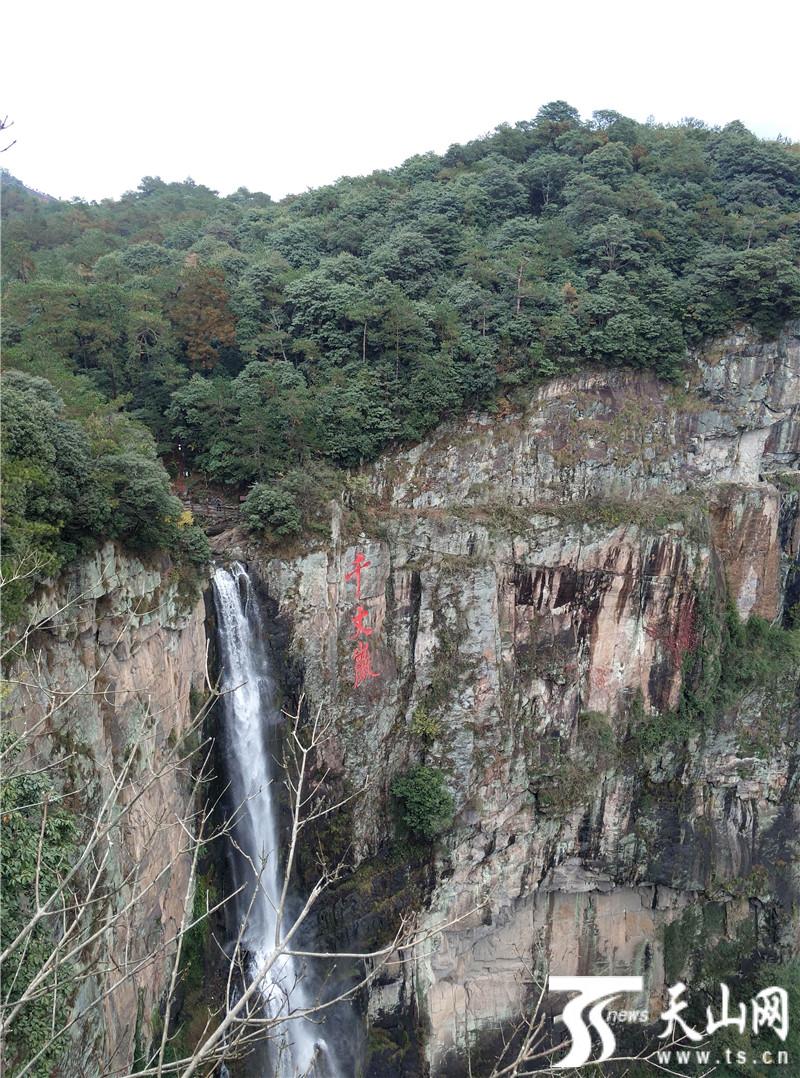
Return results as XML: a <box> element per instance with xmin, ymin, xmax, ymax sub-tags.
<box><xmin>217</xmin><ymin>324</ymin><xmax>799</xmax><ymax>1070</ymax></box>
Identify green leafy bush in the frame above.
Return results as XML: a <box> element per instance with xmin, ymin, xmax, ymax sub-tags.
<box><xmin>391</xmin><ymin>765</ymin><xmax>454</xmax><ymax>841</ymax></box>
<box><xmin>626</xmin><ymin>604</ymin><xmax>800</xmax><ymax>759</ymax></box>
<box><xmin>410</xmin><ymin>704</ymin><xmax>441</xmax><ymax>745</ymax></box>
<box><xmin>680</xmin><ymin>602</ymin><xmax>800</xmax><ymax>725</ymax></box>
<box><xmin>242</xmin><ymin>483</ymin><xmax>302</xmax><ymax>536</ymax></box>
<box><xmin>172</xmin><ymin>520</ymin><xmax>212</xmax><ymax>567</ymax></box>
<box><xmin>720</xmin><ymin>610</ymin><xmax>800</xmax><ymax>696</ymax></box>
<box><xmin>1</xmin><ymin>370</ymin><xmax>208</xmax><ymax>627</ymax></box>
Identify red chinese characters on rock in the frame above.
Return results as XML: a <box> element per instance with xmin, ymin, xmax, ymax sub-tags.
<box><xmin>345</xmin><ymin>552</ymin><xmax>371</xmax><ymax>600</ymax></box>
<box><xmin>346</xmin><ymin>552</ymin><xmax>380</xmax><ymax>688</ymax></box>
<box><xmin>350</xmin><ymin>605</ymin><xmax>373</xmax><ymax>639</ymax></box>
<box><xmin>352</xmin><ymin>639</ymin><xmax>379</xmax><ymax>688</ymax></box>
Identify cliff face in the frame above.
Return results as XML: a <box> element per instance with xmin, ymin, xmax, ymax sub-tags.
<box><xmin>5</xmin><ymin>544</ymin><xmax>207</xmax><ymax>1073</ymax></box>
<box><xmin>216</xmin><ymin>323</ymin><xmax>800</xmax><ymax>1072</ymax></box>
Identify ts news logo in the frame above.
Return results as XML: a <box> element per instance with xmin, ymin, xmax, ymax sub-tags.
<box><xmin>548</xmin><ymin>975</ymin><xmax>789</xmax><ymax>1068</ymax></box>
<box><xmin>548</xmin><ymin>976</ymin><xmax>644</xmax><ymax>1069</ymax></box>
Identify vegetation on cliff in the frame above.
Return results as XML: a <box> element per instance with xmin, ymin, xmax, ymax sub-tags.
<box><xmin>0</xmin><ymin>368</ymin><xmax>210</xmax><ymax>622</ymax></box>
<box><xmin>3</xmin><ymin>103</ymin><xmax>799</xmax><ymax>551</ymax></box>
<box><xmin>391</xmin><ymin>764</ymin><xmax>455</xmax><ymax>841</ymax></box>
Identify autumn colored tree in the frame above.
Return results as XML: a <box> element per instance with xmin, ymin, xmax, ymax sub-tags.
<box><xmin>168</xmin><ymin>266</ymin><xmax>237</xmax><ymax>372</ymax></box>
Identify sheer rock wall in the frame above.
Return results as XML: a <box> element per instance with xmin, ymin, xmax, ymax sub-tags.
<box><xmin>223</xmin><ymin>323</ymin><xmax>798</xmax><ymax>1070</ymax></box>
<box><xmin>6</xmin><ymin>544</ymin><xmax>207</xmax><ymax>1073</ymax></box>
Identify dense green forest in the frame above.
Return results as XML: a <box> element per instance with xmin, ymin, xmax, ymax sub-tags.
<box><xmin>3</xmin><ymin>102</ymin><xmax>800</xmax><ymax>603</ymax></box>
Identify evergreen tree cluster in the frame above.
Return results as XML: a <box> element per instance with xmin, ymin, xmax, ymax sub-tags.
<box><xmin>3</xmin><ymin>103</ymin><xmax>799</xmax><ymax>558</ymax></box>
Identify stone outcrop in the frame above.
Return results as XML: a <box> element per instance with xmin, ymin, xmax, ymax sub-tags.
<box><xmin>371</xmin><ymin>323</ymin><xmax>798</xmax><ymax>510</ymax></box>
<box><xmin>5</xmin><ymin>543</ymin><xmax>206</xmax><ymax>1073</ymax></box>
<box><xmin>214</xmin><ymin>323</ymin><xmax>800</xmax><ymax>1073</ymax></box>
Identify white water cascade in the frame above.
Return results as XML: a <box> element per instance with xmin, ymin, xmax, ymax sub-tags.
<box><xmin>212</xmin><ymin>563</ymin><xmax>338</xmax><ymax>1077</ymax></box>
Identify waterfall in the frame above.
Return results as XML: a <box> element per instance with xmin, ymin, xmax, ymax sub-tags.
<box><xmin>212</xmin><ymin>563</ymin><xmax>339</xmax><ymax>1077</ymax></box>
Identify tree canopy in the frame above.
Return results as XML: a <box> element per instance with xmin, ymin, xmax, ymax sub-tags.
<box><xmin>2</xmin><ymin>105</ymin><xmax>799</xmax><ymax>550</ymax></box>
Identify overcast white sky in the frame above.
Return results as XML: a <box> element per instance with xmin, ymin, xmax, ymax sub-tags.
<box><xmin>3</xmin><ymin>0</ymin><xmax>798</xmax><ymax>204</ymax></box>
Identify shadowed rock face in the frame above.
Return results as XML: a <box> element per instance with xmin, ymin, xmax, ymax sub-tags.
<box><xmin>221</xmin><ymin>323</ymin><xmax>799</xmax><ymax>1072</ymax></box>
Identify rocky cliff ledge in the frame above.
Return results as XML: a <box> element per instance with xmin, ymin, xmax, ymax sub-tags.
<box><xmin>5</xmin><ymin>544</ymin><xmax>207</xmax><ymax>1073</ymax></box>
<box><xmin>222</xmin><ymin>324</ymin><xmax>800</xmax><ymax>1073</ymax></box>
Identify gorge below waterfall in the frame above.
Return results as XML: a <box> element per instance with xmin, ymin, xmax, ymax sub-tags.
<box><xmin>212</xmin><ymin>564</ymin><xmax>349</xmax><ymax>1077</ymax></box>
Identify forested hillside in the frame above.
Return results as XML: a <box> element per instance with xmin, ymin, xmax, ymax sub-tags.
<box><xmin>3</xmin><ymin>102</ymin><xmax>800</xmax><ymax>599</ymax></box>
